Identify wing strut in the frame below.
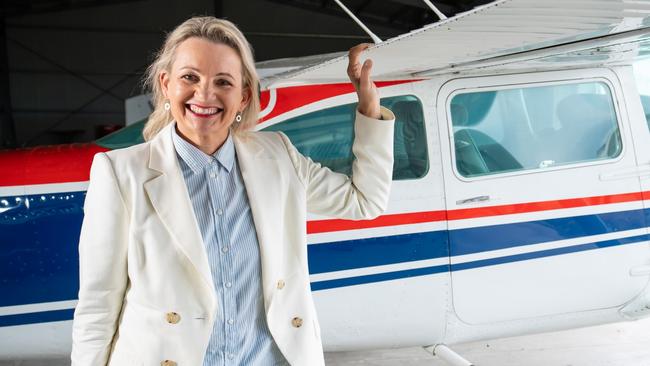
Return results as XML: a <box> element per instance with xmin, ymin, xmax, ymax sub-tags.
<box><xmin>332</xmin><ymin>0</ymin><xmax>382</xmax><ymax>44</ymax></box>
<box><xmin>422</xmin><ymin>0</ymin><xmax>448</xmax><ymax>20</ymax></box>
<box><xmin>424</xmin><ymin>344</ymin><xmax>474</xmax><ymax>366</ymax></box>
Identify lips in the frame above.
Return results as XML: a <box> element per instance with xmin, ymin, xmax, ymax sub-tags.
<box><xmin>185</xmin><ymin>103</ymin><xmax>224</xmax><ymax>117</ymax></box>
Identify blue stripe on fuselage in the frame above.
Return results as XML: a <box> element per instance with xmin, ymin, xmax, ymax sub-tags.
<box><xmin>307</xmin><ymin>208</ymin><xmax>650</xmax><ymax>274</ymax></box>
<box><xmin>1</xmin><ymin>190</ymin><xmax>649</xmax><ymax>326</ymax></box>
<box><xmin>1</xmin><ymin>191</ymin><xmax>85</xmax><ymax>308</ymax></box>
<box><xmin>0</xmin><ymin>308</ymin><xmax>74</xmax><ymax>327</ymax></box>
<box><xmin>449</xmin><ymin>208</ymin><xmax>649</xmax><ymax>257</ymax></box>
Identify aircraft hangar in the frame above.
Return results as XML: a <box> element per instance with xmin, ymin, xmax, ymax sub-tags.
<box><xmin>0</xmin><ymin>0</ymin><xmax>489</xmax><ymax>148</ymax></box>
<box><xmin>2</xmin><ymin>1</ymin><xmax>650</xmax><ymax>365</ymax></box>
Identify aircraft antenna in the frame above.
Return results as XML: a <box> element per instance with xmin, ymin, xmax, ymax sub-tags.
<box><xmin>422</xmin><ymin>0</ymin><xmax>448</xmax><ymax>20</ymax></box>
<box><xmin>332</xmin><ymin>0</ymin><xmax>382</xmax><ymax>44</ymax></box>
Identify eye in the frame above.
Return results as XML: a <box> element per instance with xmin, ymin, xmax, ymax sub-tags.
<box><xmin>181</xmin><ymin>74</ymin><xmax>198</xmax><ymax>82</ymax></box>
<box><xmin>216</xmin><ymin>79</ymin><xmax>233</xmax><ymax>87</ymax></box>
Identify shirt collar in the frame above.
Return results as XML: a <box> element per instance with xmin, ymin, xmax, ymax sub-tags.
<box><xmin>171</xmin><ymin>123</ymin><xmax>235</xmax><ymax>174</ymax></box>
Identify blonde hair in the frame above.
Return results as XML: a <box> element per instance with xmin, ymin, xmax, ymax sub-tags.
<box><xmin>142</xmin><ymin>16</ymin><xmax>260</xmax><ymax>140</ymax></box>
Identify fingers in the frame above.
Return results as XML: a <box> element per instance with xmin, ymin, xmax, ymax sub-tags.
<box><xmin>347</xmin><ymin>43</ymin><xmax>372</xmax><ymax>88</ymax></box>
<box><xmin>359</xmin><ymin>59</ymin><xmax>373</xmax><ymax>89</ymax></box>
<box><xmin>348</xmin><ymin>43</ymin><xmax>371</xmax><ymax>67</ymax></box>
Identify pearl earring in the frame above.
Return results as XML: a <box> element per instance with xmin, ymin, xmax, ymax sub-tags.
<box><xmin>235</xmin><ymin>112</ymin><xmax>242</xmax><ymax>123</ymax></box>
<box><xmin>164</xmin><ymin>101</ymin><xmax>171</xmax><ymax>111</ymax></box>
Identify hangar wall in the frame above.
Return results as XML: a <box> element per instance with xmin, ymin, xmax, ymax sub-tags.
<box><xmin>3</xmin><ymin>0</ymin><xmax>403</xmax><ymax>147</ymax></box>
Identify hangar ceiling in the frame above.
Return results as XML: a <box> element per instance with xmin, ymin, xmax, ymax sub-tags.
<box><xmin>0</xmin><ymin>0</ymin><xmax>494</xmax><ymax>148</ymax></box>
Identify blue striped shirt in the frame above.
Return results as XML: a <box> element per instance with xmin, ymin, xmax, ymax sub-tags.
<box><xmin>171</xmin><ymin>125</ymin><xmax>287</xmax><ymax>366</ymax></box>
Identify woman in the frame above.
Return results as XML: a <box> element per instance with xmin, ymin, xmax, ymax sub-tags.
<box><xmin>71</xmin><ymin>16</ymin><xmax>394</xmax><ymax>366</ymax></box>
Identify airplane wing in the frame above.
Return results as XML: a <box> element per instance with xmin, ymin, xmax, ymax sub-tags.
<box><xmin>261</xmin><ymin>0</ymin><xmax>650</xmax><ymax>89</ymax></box>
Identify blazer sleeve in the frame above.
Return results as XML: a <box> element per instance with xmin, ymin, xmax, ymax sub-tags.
<box><xmin>280</xmin><ymin>106</ymin><xmax>395</xmax><ymax>220</ymax></box>
<box><xmin>71</xmin><ymin>153</ymin><xmax>129</xmax><ymax>366</ymax></box>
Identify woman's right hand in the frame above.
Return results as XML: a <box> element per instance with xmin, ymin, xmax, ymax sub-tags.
<box><xmin>347</xmin><ymin>43</ymin><xmax>381</xmax><ymax>119</ymax></box>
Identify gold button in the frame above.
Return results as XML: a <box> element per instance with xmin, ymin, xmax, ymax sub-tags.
<box><xmin>291</xmin><ymin>317</ymin><xmax>303</xmax><ymax>328</ymax></box>
<box><xmin>161</xmin><ymin>360</ymin><xmax>177</xmax><ymax>366</ymax></box>
<box><xmin>277</xmin><ymin>280</ymin><xmax>285</xmax><ymax>289</ymax></box>
<box><xmin>165</xmin><ymin>312</ymin><xmax>181</xmax><ymax>324</ymax></box>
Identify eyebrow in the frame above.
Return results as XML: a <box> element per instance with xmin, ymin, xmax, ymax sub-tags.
<box><xmin>179</xmin><ymin>66</ymin><xmax>234</xmax><ymax>79</ymax></box>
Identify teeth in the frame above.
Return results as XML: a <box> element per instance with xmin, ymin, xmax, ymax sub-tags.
<box><xmin>189</xmin><ymin>104</ymin><xmax>220</xmax><ymax>115</ymax></box>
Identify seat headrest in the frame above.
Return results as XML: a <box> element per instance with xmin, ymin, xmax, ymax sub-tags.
<box><xmin>392</xmin><ymin>101</ymin><xmax>423</xmax><ymax>124</ymax></box>
<box><xmin>450</xmin><ymin>104</ymin><xmax>469</xmax><ymax>126</ymax></box>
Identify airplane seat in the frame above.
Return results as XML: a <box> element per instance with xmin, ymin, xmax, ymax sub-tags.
<box><xmin>556</xmin><ymin>93</ymin><xmax>619</xmax><ymax>162</ymax></box>
<box><xmin>391</xmin><ymin>101</ymin><xmax>427</xmax><ymax>179</ymax></box>
<box><xmin>451</xmin><ymin>103</ymin><xmax>522</xmax><ymax>176</ymax></box>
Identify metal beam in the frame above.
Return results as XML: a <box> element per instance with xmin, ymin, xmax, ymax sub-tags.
<box><xmin>332</xmin><ymin>0</ymin><xmax>382</xmax><ymax>43</ymax></box>
<box><xmin>0</xmin><ymin>13</ymin><xmax>16</xmax><ymax>149</ymax></box>
<box><xmin>266</xmin><ymin>0</ymin><xmax>409</xmax><ymax>33</ymax></box>
<box><xmin>3</xmin><ymin>0</ymin><xmax>146</xmax><ymax>18</ymax></box>
<box><xmin>5</xmin><ymin>23</ymin><xmax>162</xmax><ymax>34</ymax></box>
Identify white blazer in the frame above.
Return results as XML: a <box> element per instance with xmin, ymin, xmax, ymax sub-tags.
<box><xmin>71</xmin><ymin>108</ymin><xmax>394</xmax><ymax>366</ymax></box>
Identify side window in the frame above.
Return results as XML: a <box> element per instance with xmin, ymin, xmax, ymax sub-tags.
<box><xmin>95</xmin><ymin>120</ymin><xmax>145</xmax><ymax>149</ymax></box>
<box><xmin>449</xmin><ymin>81</ymin><xmax>621</xmax><ymax>178</ymax></box>
<box><xmin>263</xmin><ymin>95</ymin><xmax>429</xmax><ymax>180</ymax></box>
<box><xmin>633</xmin><ymin>59</ymin><xmax>650</xmax><ymax>131</ymax></box>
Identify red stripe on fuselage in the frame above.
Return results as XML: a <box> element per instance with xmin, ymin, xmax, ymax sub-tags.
<box><xmin>0</xmin><ymin>143</ymin><xmax>108</xmax><ymax>186</ymax></box>
<box><xmin>259</xmin><ymin>80</ymin><xmax>418</xmax><ymax>122</ymax></box>
<box><xmin>307</xmin><ymin>191</ymin><xmax>650</xmax><ymax>234</ymax></box>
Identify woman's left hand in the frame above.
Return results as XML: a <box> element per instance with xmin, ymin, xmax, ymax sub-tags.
<box><xmin>347</xmin><ymin>43</ymin><xmax>381</xmax><ymax>119</ymax></box>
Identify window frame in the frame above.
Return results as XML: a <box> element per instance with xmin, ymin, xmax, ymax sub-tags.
<box><xmin>443</xmin><ymin>75</ymin><xmax>626</xmax><ymax>182</ymax></box>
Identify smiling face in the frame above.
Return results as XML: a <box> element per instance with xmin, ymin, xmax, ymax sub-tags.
<box><xmin>160</xmin><ymin>37</ymin><xmax>250</xmax><ymax>154</ymax></box>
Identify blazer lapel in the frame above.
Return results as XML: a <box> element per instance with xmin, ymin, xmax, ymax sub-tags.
<box><xmin>234</xmin><ymin>132</ymin><xmax>282</xmax><ymax>311</ymax></box>
<box><xmin>143</xmin><ymin>124</ymin><xmax>215</xmax><ymax>297</ymax></box>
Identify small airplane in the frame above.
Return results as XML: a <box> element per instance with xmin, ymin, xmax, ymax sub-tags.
<box><xmin>2</xmin><ymin>0</ymin><xmax>650</xmax><ymax>364</ymax></box>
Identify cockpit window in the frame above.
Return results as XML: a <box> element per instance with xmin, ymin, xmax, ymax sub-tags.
<box><xmin>263</xmin><ymin>95</ymin><xmax>429</xmax><ymax>180</ymax></box>
<box><xmin>450</xmin><ymin>81</ymin><xmax>621</xmax><ymax>178</ymax></box>
<box><xmin>95</xmin><ymin>120</ymin><xmax>145</xmax><ymax>149</ymax></box>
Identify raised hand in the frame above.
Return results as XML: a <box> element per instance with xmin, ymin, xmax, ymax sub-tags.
<box><xmin>347</xmin><ymin>43</ymin><xmax>381</xmax><ymax>119</ymax></box>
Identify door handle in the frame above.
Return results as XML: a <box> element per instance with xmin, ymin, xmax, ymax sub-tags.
<box><xmin>456</xmin><ymin>195</ymin><xmax>490</xmax><ymax>205</ymax></box>
<box><xmin>600</xmin><ymin>165</ymin><xmax>650</xmax><ymax>181</ymax></box>
<box><xmin>630</xmin><ymin>265</ymin><xmax>650</xmax><ymax>277</ymax></box>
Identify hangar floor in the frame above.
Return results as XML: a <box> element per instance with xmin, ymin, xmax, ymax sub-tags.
<box><xmin>1</xmin><ymin>317</ymin><xmax>649</xmax><ymax>365</ymax></box>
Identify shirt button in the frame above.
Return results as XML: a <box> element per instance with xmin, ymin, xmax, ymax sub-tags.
<box><xmin>227</xmin><ymin>353</ymin><xmax>234</xmax><ymax>360</ymax></box>
<box><xmin>217</xmin><ymin>209</ymin><xmax>223</xmax><ymax>215</ymax></box>
<box><xmin>277</xmin><ymin>280</ymin><xmax>285</xmax><ymax>289</ymax></box>
<box><xmin>221</xmin><ymin>246</ymin><xmax>229</xmax><ymax>253</ymax></box>
<box><xmin>225</xmin><ymin>281</ymin><xmax>232</xmax><ymax>288</ymax></box>
<box><xmin>209</xmin><ymin>172</ymin><xmax>217</xmax><ymax>178</ymax></box>
<box><xmin>227</xmin><ymin>319</ymin><xmax>234</xmax><ymax>325</ymax></box>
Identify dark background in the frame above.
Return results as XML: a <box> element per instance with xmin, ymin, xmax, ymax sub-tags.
<box><xmin>0</xmin><ymin>0</ymin><xmax>492</xmax><ymax>148</ymax></box>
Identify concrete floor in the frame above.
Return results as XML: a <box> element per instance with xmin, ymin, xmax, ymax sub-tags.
<box><xmin>2</xmin><ymin>317</ymin><xmax>649</xmax><ymax>366</ymax></box>
<box><xmin>325</xmin><ymin>318</ymin><xmax>650</xmax><ymax>366</ymax></box>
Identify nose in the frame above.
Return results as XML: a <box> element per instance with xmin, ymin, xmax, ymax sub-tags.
<box><xmin>195</xmin><ymin>79</ymin><xmax>217</xmax><ymax>100</ymax></box>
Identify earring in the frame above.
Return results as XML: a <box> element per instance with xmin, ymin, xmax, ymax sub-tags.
<box><xmin>164</xmin><ymin>101</ymin><xmax>171</xmax><ymax>111</ymax></box>
<box><xmin>235</xmin><ymin>112</ymin><xmax>242</xmax><ymax>123</ymax></box>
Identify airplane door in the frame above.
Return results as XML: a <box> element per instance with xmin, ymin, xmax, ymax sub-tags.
<box><xmin>630</xmin><ymin>61</ymin><xmax>650</xmax><ymax>228</ymax></box>
<box><xmin>437</xmin><ymin>69</ymin><xmax>650</xmax><ymax>325</ymax></box>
